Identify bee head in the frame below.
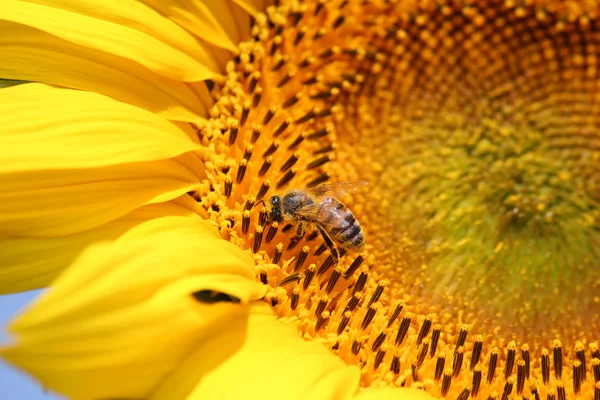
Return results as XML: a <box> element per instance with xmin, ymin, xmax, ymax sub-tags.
<box><xmin>267</xmin><ymin>195</ymin><xmax>284</xmax><ymax>222</ymax></box>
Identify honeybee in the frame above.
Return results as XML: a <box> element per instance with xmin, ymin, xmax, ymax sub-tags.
<box><xmin>263</xmin><ymin>181</ymin><xmax>367</xmax><ymax>264</ymax></box>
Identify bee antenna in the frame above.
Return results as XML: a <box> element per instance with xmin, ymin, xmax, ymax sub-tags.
<box><xmin>254</xmin><ymin>199</ymin><xmax>266</xmax><ymax>209</ymax></box>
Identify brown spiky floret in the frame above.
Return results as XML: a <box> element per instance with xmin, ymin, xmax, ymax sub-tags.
<box><xmin>193</xmin><ymin>0</ymin><xmax>600</xmax><ymax>399</ymax></box>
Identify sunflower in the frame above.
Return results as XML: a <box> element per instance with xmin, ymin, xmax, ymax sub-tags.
<box><xmin>2</xmin><ymin>0</ymin><xmax>600</xmax><ymax>399</ymax></box>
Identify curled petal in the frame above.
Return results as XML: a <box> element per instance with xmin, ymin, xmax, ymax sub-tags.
<box><xmin>0</xmin><ymin>198</ymin><xmax>205</xmax><ymax>294</ymax></box>
<box><xmin>152</xmin><ymin>303</ymin><xmax>360</xmax><ymax>400</ymax></box>
<box><xmin>2</xmin><ymin>217</ymin><xmax>265</xmax><ymax>400</ymax></box>
<box><xmin>2</xmin><ymin>0</ymin><xmax>221</xmax><ymax>81</ymax></box>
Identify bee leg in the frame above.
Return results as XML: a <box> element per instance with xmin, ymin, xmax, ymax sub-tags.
<box><xmin>295</xmin><ymin>222</ymin><xmax>306</xmax><ymax>238</ymax></box>
<box><xmin>316</xmin><ymin>225</ymin><xmax>340</xmax><ymax>264</ymax></box>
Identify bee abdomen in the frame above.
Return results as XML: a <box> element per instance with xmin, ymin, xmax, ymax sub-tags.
<box><xmin>334</xmin><ymin>214</ymin><xmax>364</xmax><ymax>250</ymax></box>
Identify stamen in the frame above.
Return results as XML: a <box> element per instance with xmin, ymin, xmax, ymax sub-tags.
<box><xmin>395</xmin><ymin>314</ymin><xmax>411</xmax><ymax>346</ymax></box>
<box><xmin>243</xmin><ymin>196</ymin><xmax>255</xmax><ymax>211</ymax></box>
<box><xmin>240</xmin><ymin>102</ymin><xmax>250</xmax><ymax>126</ymax></box>
<box><xmin>573</xmin><ymin>360</ymin><xmax>582</xmax><ymax>394</ymax></box>
<box><xmin>435</xmin><ymin>353</ymin><xmax>445</xmax><ymax>381</ymax></box>
<box><xmin>273</xmin><ymin>119</ymin><xmax>291</xmax><ymax>137</ymax></box>
<box><xmin>276</xmin><ymin>167</ymin><xmax>297</xmax><ymax>188</ymax></box>
<box><xmin>522</xmin><ymin>344</ymin><xmax>531</xmax><ymax>378</ymax></box>
<box><xmin>317</xmin><ymin>254</ymin><xmax>334</xmax><ymax>275</ymax></box>
<box><xmin>501</xmin><ymin>377</ymin><xmax>515</xmax><ymax>400</ymax></box>
<box><xmin>454</xmin><ymin>325</ymin><xmax>468</xmax><ymax>352</ymax></box>
<box><xmin>430</xmin><ymin>325</ymin><xmax>441</xmax><ymax>357</ymax></box>
<box><xmin>517</xmin><ymin>360</ymin><xmax>525</xmax><ymax>395</ymax></box>
<box><xmin>344</xmin><ymin>294</ymin><xmax>360</xmax><ymax>312</ymax></box>
<box><xmin>306</xmin><ymin>155</ymin><xmax>330</xmax><ymax>169</ymax></box>
<box><xmin>360</xmin><ymin>307</ymin><xmax>376</xmax><ymax>330</ymax></box>
<box><xmin>291</xmin><ymin>288</ymin><xmax>299</xmax><ymax>310</ymax></box>
<box><xmin>367</xmin><ymin>283</ymin><xmax>385</xmax><ymax>307</ymax></box>
<box><xmin>280</xmin><ymin>151</ymin><xmax>299</xmax><ymax>171</ymax></box>
<box><xmin>256</xmin><ymin>180</ymin><xmax>271</xmax><ymax>201</ymax></box>
<box><xmin>312</xmin><ymin>143</ymin><xmax>334</xmax><ymax>155</ymax></box>
<box><xmin>303</xmin><ymin>264</ymin><xmax>316</xmax><ymax>290</ymax></box>
<box><xmin>337</xmin><ymin>311</ymin><xmax>351</xmax><ymax>335</ymax></box>
<box><xmin>223</xmin><ymin>175</ymin><xmax>232</xmax><ymax>198</ymax></box>
<box><xmin>259</xmin><ymin>271</ymin><xmax>267</xmax><ymax>285</ymax></box>
<box><xmin>258</xmin><ymin>156</ymin><xmax>273</xmax><ymax>177</ymax></box>
<box><xmin>265</xmin><ymin>222</ymin><xmax>278</xmax><ymax>244</ymax></box>
<box><xmin>270</xmin><ymin>54</ymin><xmax>285</xmax><ymax>71</ymax></box>
<box><xmin>248</xmin><ymin>71</ymin><xmax>260</xmax><ymax>93</ymax></box>
<box><xmin>273</xmin><ymin>243</ymin><xmax>283</xmax><ymax>264</ymax></box>
<box><xmin>295</xmin><ymin>108</ymin><xmax>316</xmax><ymax>124</ymax></box>
<box><xmin>595</xmin><ymin>382</ymin><xmax>600</xmax><ymax>400</ymax></box>
<box><xmin>416</xmin><ymin>339</ymin><xmax>429</xmax><ymax>367</ymax></box>
<box><xmin>293</xmin><ymin>26</ymin><xmax>307</xmax><ymax>45</ymax></box>
<box><xmin>593</xmin><ymin>358</ymin><xmax>600</xmax><ymax>382</ymax></box>
<box><xmin>293</xmin><ymin>246</ymin><xmax>309</xmax><ymax>271</ymax></box>
<box><xmin>452</xmin><ymin>347</ymin><xmax>464</xmax><ymax>377</ymax></box>
<box><xmin>306</xmin><ymin>126</ymin><xmax>329</xmax><ymax>140</ymax></box>
<box><xmin>287</xmin><ymin>132</ymin><xmax>306</xmax><ymax>150</ymax></box>
<box><xmin>252</xmin><ymin>87</ymin><xmax>262</xmax><ymax>107</ymax></box>
<box><xmin>487</xmin><ymin>348</ymin><xmax>498</xmax><ymax>384</ymax></box>
<box><xmin>575</xmin><ymin>341</ymin><xmax>586</xmax><ymax>376</ymax></box>
<box><xmin>351</xmin><ymin>340</ymin><xmax>361</xmax><ymax>355</ymax></box>
<box><xmin>557</xmin><ymin>382</ymin><xmax>566</xmax><ymax>400</ymax></box>
<box><xmin>371</xmin><ymin>332</ymin><xmax>386</xmax><ymax>352</ymax></box>
<box><xmin>315</xmin><ymin>296</ymin><xmax>329</xmax><ymax>316</ymax></box>
<box><xmin>391</xmin><ymin>355</ymin><xmax>401</xmax><ymax>374</ymax></box>
<box><xmin>315</xmin><ymin>311</ymin><xmax>329</xmax><ymax>332</ymax></box>
<box><xmin>277</xmin><ymin>71</ymin><xmax>293</xmax><ymax>88</ymax></box>
<box><xmin>314</xmin><ymin>243</ymin><xmax>327</xmax><ymax>256</ymax></box>
<box><xmin>553</xmin><ymin>340</ymin><xmax>563</xmax><ymax>380</ymax></box>
<box><xmin>352</xmin><ymin>271</ymin><xmax>367</xmax><ymax>294</ymax></box>
<box><xmin>282</xmin><ymin>93</ymin><xmax>301</xmax><ymax>109</ymax></box>
<box><xmin>279</xmin><ymin>273</ymin><xmax>301</xmax><ymax>287</ymax></box>
<box><xmin>263</xmin><ymin>140</ymin><xmax>281</xmax><ymax>157</ymax></box>
<box><xmin>262</xmin><ymin>106</ymin><xmax>277</xmax><ymax>125</ymax></box>
<box><xmin>472</xmin><ymin>365</ymin><xmax>482</xmax><ymax>396</ymax></box>
<box><xmin>416</xmin><ymin>318</ymin><xmax>432</xmax><ymax>346</ymax></box>
<box><xmin>325</xmin><ymin>266</ymin><xmax>343</xmax><ymax>294</ymax></box>
<box><xmin>228</xmin><ymin>121</ymin><xmax>239</xmax><ymax>146</ymax></box>
<box><xmin>344</xmin><ymin>255</ymin><xmax>364</xmax><ymax>278</ymax></box>
<box><xmin>236</xmin><ymin>159</ymin><xmax>247</xmax><ymax>184</ymax></box>
<box><xmin>242</xmin><ymin>210</ymin><xmax>251</xmax><ymax>235</ymax></box>
<box><xmin>457</xmin><ymin>388</ymin><xmax>470</xmax><ymax>400</ymax></box>
<box><xmin>251</xmin><ymin>126</ymin><xmax>261</xmax><ymax>143</ymax></box>
<box><xmin>258</xmin><ymin>208</ymin><xmax>268</xmax><ymax>226</ymax></box>
<box><xmin>542</xmin><ymin>349</ymin><xmax>551</xmax><ymax>384</ymax></box>
<box><xmin>386</xmin><ymin>303</ymin><xmax>403</xmax><ymax>328</ymax></box>
<box><xmin>306</xmin><ymin>173</ymin><xmax>329</xmax><ymax>188</ymax></box>
<box><xmin>505</xmin><ymin>341</ymin><xmax>516</xmax><ymax>379</ymax></box>
<box><xmin>441</xmin><ymin>370</ymin><xmax>452</xmax><ymax>397</ymax></box>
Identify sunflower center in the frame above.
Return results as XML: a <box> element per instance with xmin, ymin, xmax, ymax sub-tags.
<box><xmin>200</xmin><ymin>0</ymin><xmax>600</xmax><ymax>398</ymax></box>
<box><xmin>331</xmin><ymin>0</ymin><xmax>600</xmax><ymax>343</ymax></box>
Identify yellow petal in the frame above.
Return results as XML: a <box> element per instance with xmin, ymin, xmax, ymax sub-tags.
<box><xmin>0</xmin><ymin>198</ymin><xmax>205</xmax><ymax>294</ymax></box>
<box><xmin>140</xmin><ymin>0</ymin><xmax>241</xmax><ymax>52</ymax></box>
<box><xmin>0</xmin><ymin>84</ymin><xmax>202</xmax><ymax>172</ymax></box>
<box><xmin>353</xmin><ymin>388</ymin><xmax>435</xmax><ymax>400</ymax></box>
<box><xmin>152</xmin><ymin>303</ymin><xmax>360</xmax><ymax>400</ymax></box>
<box><xmin>233</xmin><ymin>0</ymin><xmax>274</xmax><ymax>17</ymax></box>
<box><xmin>0</xmin><ymin>21</ymin><xmax>211</xmax><ymax>121</ymax></box>
<box><xmin>2</xmin><ymin>216</ymin><xmax>265</xmax><ymax>400</ymax></box>
<box><xmin>0</xmin><ymin>154</ymin><xmax>203</xmax><ymax>238</ymax></box>
<box><xmin>2</xmin><ymin>0</ymin><xmax>221</xmax><ymax>82</ymax></box>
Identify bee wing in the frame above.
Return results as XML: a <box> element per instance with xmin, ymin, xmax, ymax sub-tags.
<box><xmin>306</xmin><ymin>181</ymin><xmax>368</xmax><ymax>198</ymax></box>
<box><xmin>294</xmin><ymin>197</ymin><xmax>351</xmax><ymax>231</ymax></box>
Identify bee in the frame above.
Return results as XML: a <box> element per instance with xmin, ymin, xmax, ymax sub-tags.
<box><xmin>262</xmin><ymin>181</ymin><xmax>367</xmax><ymax>264</ymax></box>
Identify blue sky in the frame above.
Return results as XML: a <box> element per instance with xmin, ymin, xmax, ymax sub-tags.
<box><xmin>0</xmin><ymin>291</ymin><xmax>63</xmax><ymax>400</ymax></box>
